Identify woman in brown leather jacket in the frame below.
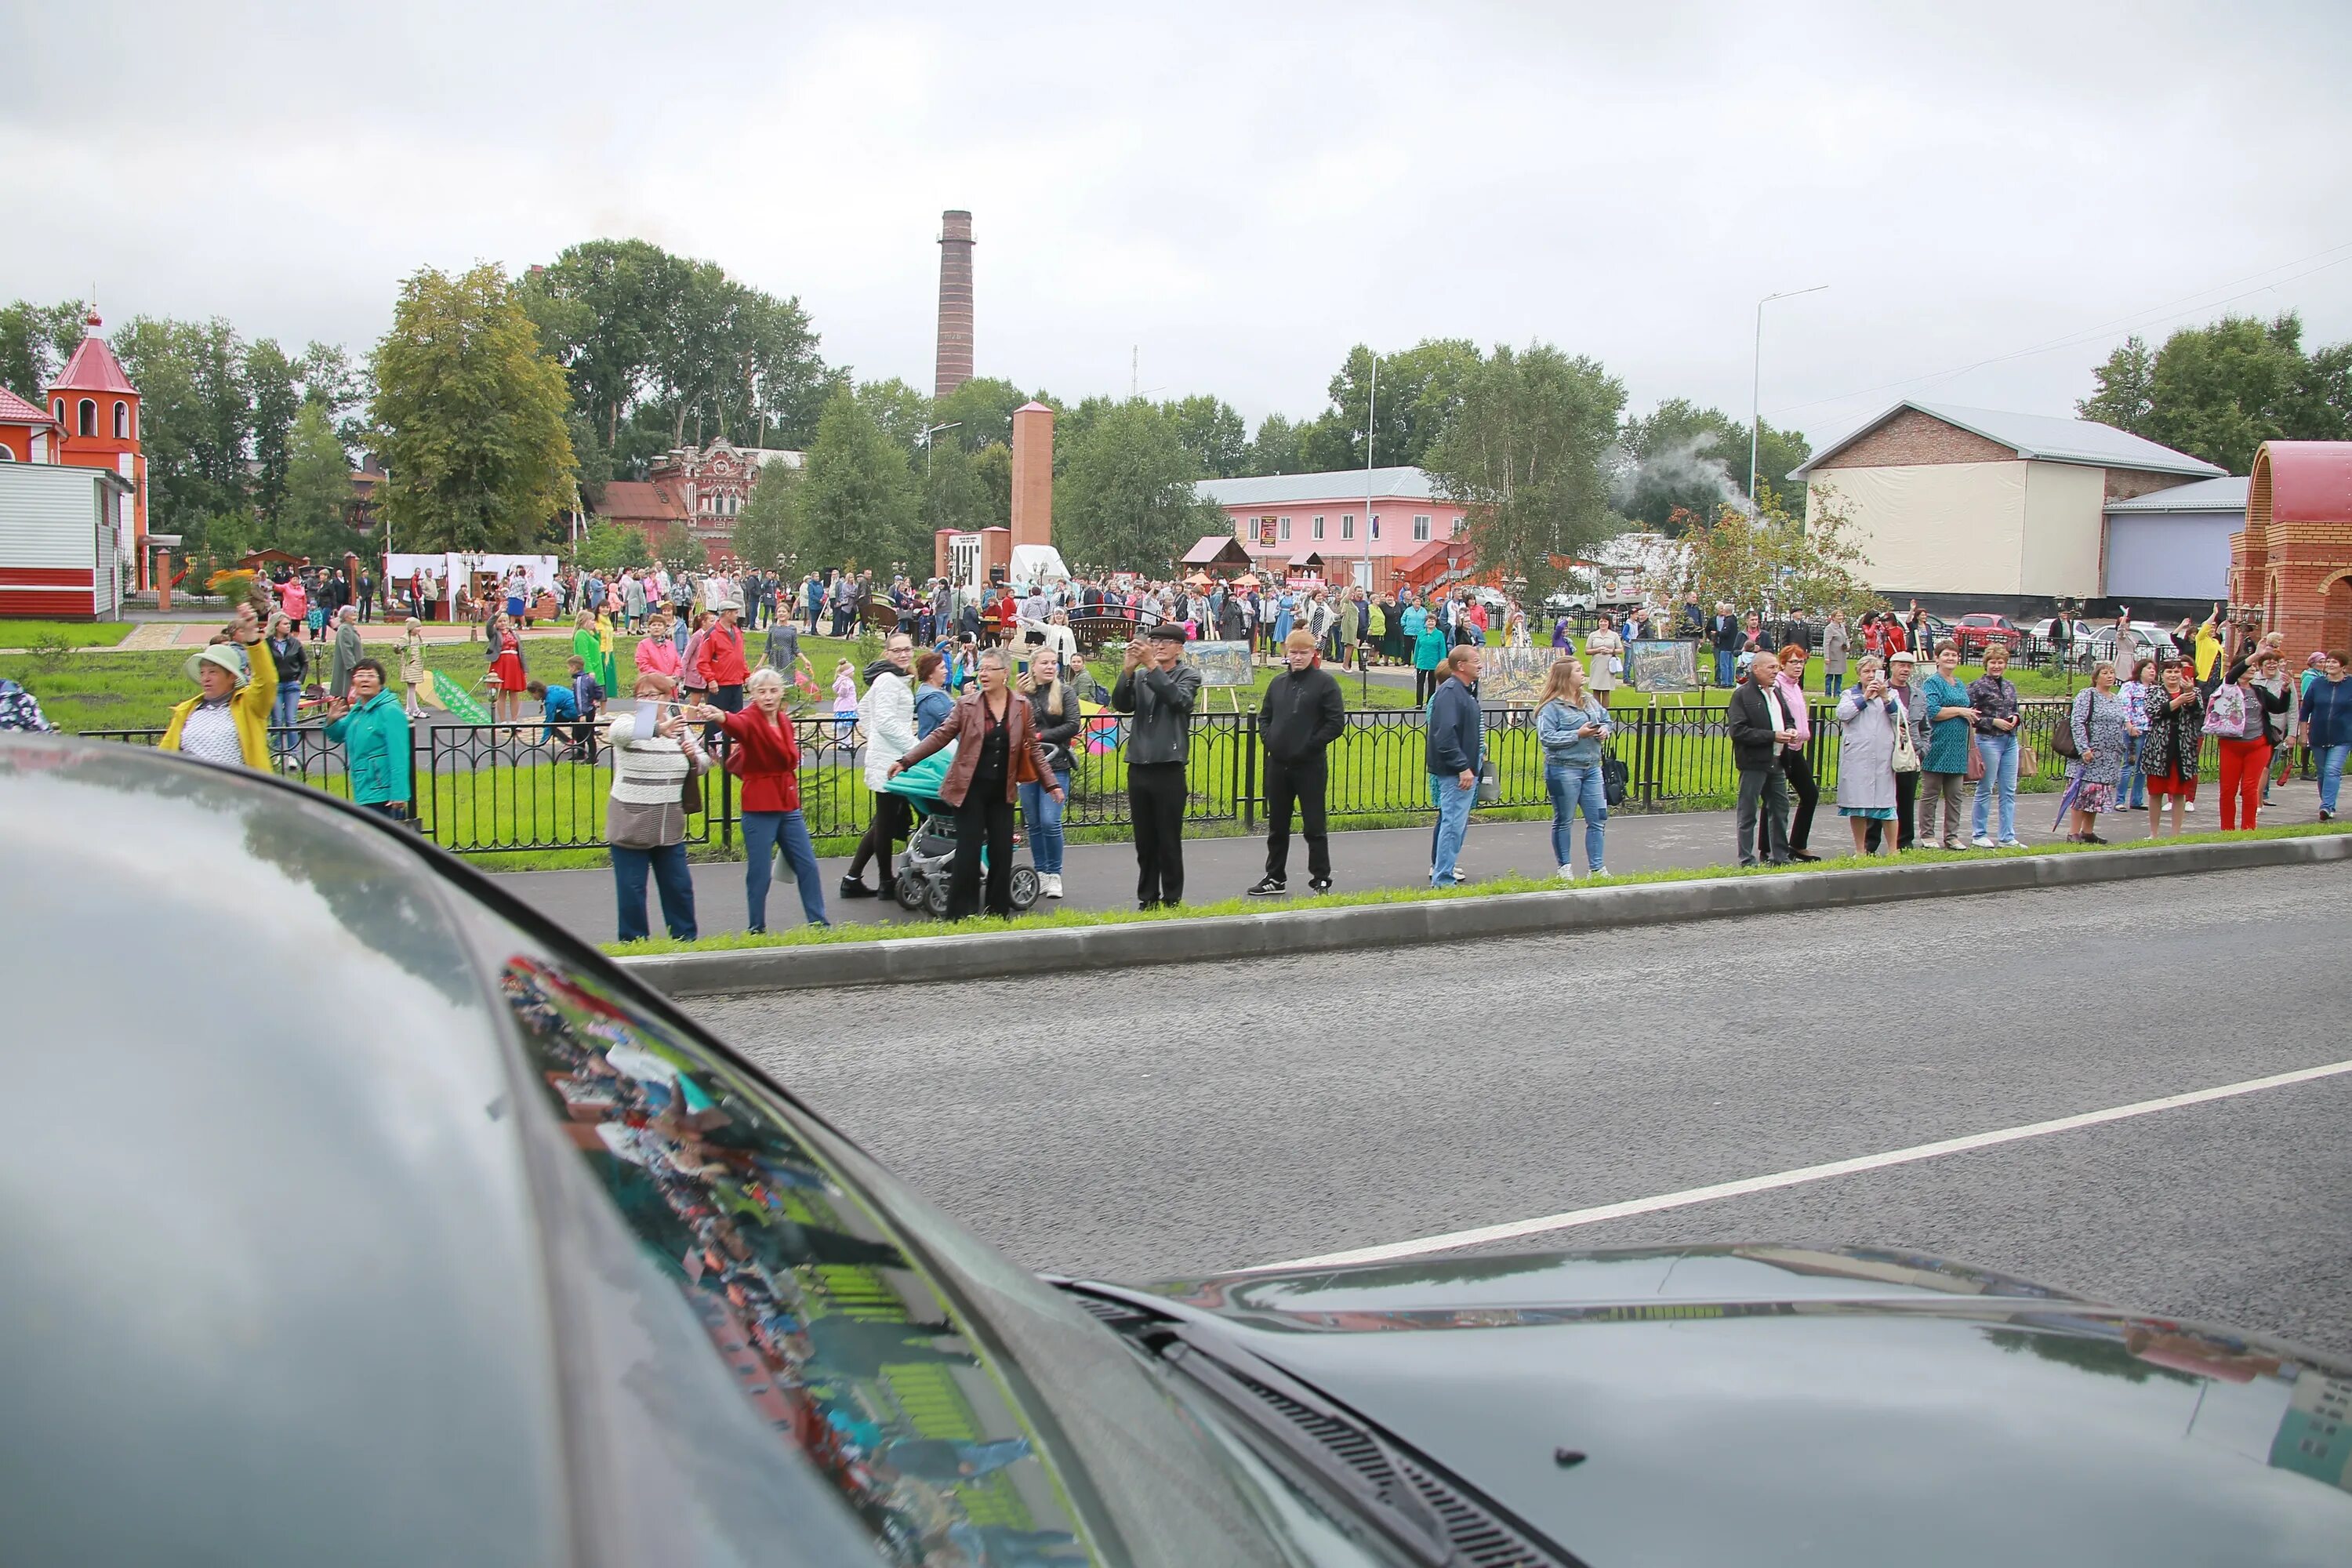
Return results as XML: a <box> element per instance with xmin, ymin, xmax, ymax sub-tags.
<box><xmin>889</xmin><ymin>648</ymin><xmax>1063</xmax><ymax>919</ymax></box>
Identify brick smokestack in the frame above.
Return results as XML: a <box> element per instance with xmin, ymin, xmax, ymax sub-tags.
<box><xmin>935</xmin><ymin>209</ymin><xmax>975</xmax><ymax>400</ymax></box>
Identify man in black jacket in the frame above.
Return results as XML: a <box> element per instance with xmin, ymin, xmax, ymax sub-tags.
<box><xmin>1726</xmin><ymin>650</ymin><xmax>1795</xmax><ymax>867</ymax></box>
<box><xmin>1250</xmin><ymin>630</ymin><xmax>1348</xmax><ymax>895</ymax></box>
<box><xmin>1708</xmin><ymin>602</ymin><xmax>1741</xmax><ymax>688</ymax></box>
<box><xmin>1112</xmin><ymin>624</ymin><xmax>1202</xmax><ymax>909</ymax></box>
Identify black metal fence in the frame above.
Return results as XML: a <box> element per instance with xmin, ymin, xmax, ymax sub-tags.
<box><xmin>87</xmin><ymin>695</ymin><xmax>2172</xmax><ymax>857</ymax></box>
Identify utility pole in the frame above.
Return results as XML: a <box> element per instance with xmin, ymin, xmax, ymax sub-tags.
<box><xmin>1751</xmin><ymin>285</ymin><xmax>1829</xmax><ymax>500</ymax></box>
<box><xmin>1359</xmin><ymin>355</ymin><xmax>1377</xmax><ymax>706</ymax></box>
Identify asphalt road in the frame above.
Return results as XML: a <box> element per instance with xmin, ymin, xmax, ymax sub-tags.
<box><xmin>690</xmin><ymin>862</ymin><xmax>2352</xmax><ymax>1356</ymax></box>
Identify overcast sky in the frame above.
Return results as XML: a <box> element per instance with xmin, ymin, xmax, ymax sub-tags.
<box><xmin>9</xmin><ymin>0</ymin><xmax>2350</xmax><ymax>454</ymax></box>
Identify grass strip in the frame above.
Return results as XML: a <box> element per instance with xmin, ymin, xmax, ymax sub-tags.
<box><xmin>601</xmin><ymin>821</ymin><xmax>2350</xmax><ymax>956</ymax></box>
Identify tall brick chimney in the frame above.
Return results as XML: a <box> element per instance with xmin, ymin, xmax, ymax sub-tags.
<box><xmin>935</xmin><ymin>209</ymin><xmax>975</xmax><ymax>400</ymax></box>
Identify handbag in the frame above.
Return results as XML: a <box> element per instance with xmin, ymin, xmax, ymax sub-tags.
<box><xmin>1476</xmin><ymin>757</ymin><xmax>1500</xmax><ymax>804</ymax></box>
<box><xmin>1965</xmin><ymin>726</ymin><xmax>1985</xmax><ymax>782</ymax></box>
<box><xmin>1889</xmin><ymin>700</ymin><xmax>1920</xmax><ymax>774</ymax></box>
<box><xmin>2052</xmin><ymin>697</ymin><xmax>2081</xmax><ymax>760</ymax></box>
<box><xmin>2201</xmin><ymin>681</ymin><xmax>2248</xmax><ymax>738</ymax></box>
<box><xmin>1602</xmin><ymin>751</ymin><xmax>1629</xmax><ymax>808</ymax></box>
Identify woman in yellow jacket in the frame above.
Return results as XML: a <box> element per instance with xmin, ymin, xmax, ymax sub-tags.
<box><xmin>160</xmin><ymin>604</ymin><xmax>279</xmax><ymax>770</ymax></box>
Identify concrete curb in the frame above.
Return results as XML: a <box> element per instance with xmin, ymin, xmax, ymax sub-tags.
<box><xmin>616</xmin><ymin>833</ymin><xmax>2352</xmax><ymax>998</ymax></box>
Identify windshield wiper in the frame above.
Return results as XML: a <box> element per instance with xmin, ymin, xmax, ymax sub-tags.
<box><xmin>1138</xmin><ymin>1320</ymin><xmax>1459</xmax><ymax>1567</ymax></box>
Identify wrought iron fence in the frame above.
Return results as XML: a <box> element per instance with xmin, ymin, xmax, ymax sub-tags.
<box><xmin>85</xmin><ymin>696</ymin><xmax>2201</xmax><ymax>856</ymax></box>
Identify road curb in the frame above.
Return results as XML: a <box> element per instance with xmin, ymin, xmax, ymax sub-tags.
<box><xmin>615</xmin><ymin>833</ymin><xmax>2352</xmax><ymax>997</ymax></box>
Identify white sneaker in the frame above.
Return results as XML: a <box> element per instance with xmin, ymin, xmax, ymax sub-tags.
<box><xmin>1043</xmin><ymin>873</ymin><xmax>1063</xmax><ymax>898</ymax></box>
<box><xmin>1970</xmin><ymin>834</ymin><xmax>1996</xmax><ymax>849</ymax></box>
<box><xmin>1556</xmin><ymin>865</ymin><xmax>1578</xmax><ymax>880</ymax></box>
<box><xmin>1998</xmin><ymin>837</ymin><xmax>2027</xmax><ymax>849</ymax></box>
<box><xmin>2183</xmin><ymin>800</ymin><xmax>2196</xmax><ymax>813</ymax></box>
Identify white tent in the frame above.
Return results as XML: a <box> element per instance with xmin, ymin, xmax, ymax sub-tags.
<box><xmin>1007</xmin><ymin>543</ymin><xmax>1069</xmax><ymax>589</ymax></box>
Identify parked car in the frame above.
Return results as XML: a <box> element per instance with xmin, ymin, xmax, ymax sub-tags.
<box><xmin>11</xmin><ymin>737</ymin><xmax>2352</xmax><ymax>1568</ymax></box>
<box><xmin>1951</xmin><ymin>612</ymin><xmax>2021</xmax><ymax>654</ymax></box>
<box><xmin>1541</xmin><ymin>589</ymin><xmax>1595</xmax><ymax>614</ymax></box>
<box><xmin>2091</xmin><ymin>622</ymin><xmax>2181</xmax><ymax>669</ymax></box>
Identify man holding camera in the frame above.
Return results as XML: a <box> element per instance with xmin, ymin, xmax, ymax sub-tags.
<box><xmin>1112</xmin><ymin>625</ymin><xmax>1201</xmax><ymax>909</ymax></box>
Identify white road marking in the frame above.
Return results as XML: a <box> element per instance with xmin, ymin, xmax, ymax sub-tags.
<box><xmin>1253</xmin><ymin>1058</ymin><xmax>2352</xmax><ymax>1272</ymax></box>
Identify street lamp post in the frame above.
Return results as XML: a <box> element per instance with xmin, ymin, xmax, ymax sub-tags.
<box><xmin>918</xmin><ymin>422</ymin><xmax>961</xmax><ymax>530</ymax></box>
<box><xmin>1751</xmin><ymin>285</ymin><xmax>1829</xmax><ymax>501</ymax></box>
<box><xmin>1359</xmin><ymin>355</ymin><xmax>1377</xmax><ymax>705</ymax></box>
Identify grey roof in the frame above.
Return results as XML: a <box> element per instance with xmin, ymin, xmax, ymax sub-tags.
<box><xmin>2102</xmin><ymin>474</ymin><xmax>2249</xmax><ymax>515</ymax></box>
<box><xmin>1195</xmin><ymin>466</ymin><xmax>1439</xmax><ymax>506</ymax></box>
<box><xmin>1793</xmin><ymin>400</ymin><xmax>2224</xmax><ymax>479</ymax></box>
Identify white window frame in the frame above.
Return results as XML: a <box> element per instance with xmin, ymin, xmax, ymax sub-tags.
<box><xmin>1412</xmin><ymin>515</ymin><xmax>1432</xmax><ymax>542</ymax></box>
<box><xmin>1279</xmin><ymin>516</ymin><xmax>1291</xmax><ymax>542</ymax></box>
<box><xmin>1311</xmin><ymin>515</ymin><xmax>1324</xmax><ymax>540</ymax></box>
<box><xmin>1341</xmin><ymin>514</ymin><xmax>1354</xmax><ymax>540</ymax></box>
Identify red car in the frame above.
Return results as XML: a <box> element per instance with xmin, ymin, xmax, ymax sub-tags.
<box><xmin>1951</xmin><ymin>613</ymin><xmax>2020</xmax><ymax>654</ymax></box>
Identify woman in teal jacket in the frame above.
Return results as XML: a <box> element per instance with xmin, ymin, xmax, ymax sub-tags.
<box><xmin>1411</xmin><ymin>612</ymin><xmax>1450</xmax><ymax>705</ymax></box>
<box><xmin>323</xmin><ymin>659</ymin><xmax>415</xmax><ymax>821</ymax></box>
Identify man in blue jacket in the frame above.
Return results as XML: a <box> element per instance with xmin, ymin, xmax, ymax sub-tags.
<box><xmin>1425</xmin><ymin>644</ymin><xmax>1483</xmax><ymax>887</ymax></box>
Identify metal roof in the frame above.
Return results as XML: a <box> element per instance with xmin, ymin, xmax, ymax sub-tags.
<box><xmin>1793</xmin><ymin>400</ymin><xmax>2223</xmax><ymax>479</ymax></box>
<box><xmin>49</xmin><ymin>319</ymin><xmax>137</xmax><ymax>397</ymax></box>
<box><xmin>1196</xmin><ymin>466</ymin><xmax>1440</xmax><ymax>506</ymax></box>
<box><xmin>0</xmin><ymin>386</ymin><xmax>56</xmax><ymax>425</ymax></box>
<box><xmin>2102</xmin><ymin>475</ymin><xmax>2249</xmax><ymax>515</ymax></box>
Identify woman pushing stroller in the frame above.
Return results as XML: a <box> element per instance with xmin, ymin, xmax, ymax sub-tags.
<box><xmin>887</xmin><ymin>648</ymin><xmax>1063</xmax><ymax>920</ymax></box>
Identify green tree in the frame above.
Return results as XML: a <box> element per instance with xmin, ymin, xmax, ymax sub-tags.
<box><xmin>1161</xmin><ymin>393</ymin><xmax>1249</xmax><ymax>477</ymax></box>
<box><xmin>854</xmin><ymin>376</ymin><xmax>937</xmax><ymax>459</ymax></box>
<box><xmin>934</xmin><ymin>376</ymin><xmax>1032</xmax><ymax>452</ymax></box>
<box><xmin>972</xmin><ymin>441</ymin><xmax>1014</xmax><ymax>526</ymax></box>
<box><xmin>1615</xmin><ymin>397</ymin><xmax>1749</xmax><ymax>529</ymax></box>
<box><xmin>114</xmin><ymin>316</ymin><xmax>252</xmax><ymax>542</ymax></box>
<box><xmin>371</xmin><ymin>262</ymin><xmax>578</xmax><ymax>552</ymax></box>
<box><xmin>1423</xmin><ymin>343</ymin><xmax>1625</xmax><ymax>599</ymax></box>
<box><xmin>296</xmin><ymin>340</ymin><xmax>372</xmax><ymax>450</ymax></box>
<box><xmin>1687</xmin><ymin>483</ymin><xmax>1884</xmax><ymax>619</ymax></box>
<box><xmin>731</xmin><ymin>461</ymin><xmax>801</xmax><ymax>572</ymax></box>
<box><xmin>1243</xmin><ymin>412</ymin><xmax>1308</xmax><ymax>475</ymax></box>
<box><xmin>796</xmin><ymin>387</ymin><xmax>922</xmax><ymax>572</ymax></box>
<box><xmin>1294</xmin><ymin>339</ymin><xmax>1486</xmax><ymax>473</ymax></box>
<box><xmin>280</xmin><ymin>400</ymin><xmax>358</xmax><ymax>560</ymax></box>
<box><xmin>2077</xmin><ymin>334</ymin><xmax>2156</xmax><ymax>436</ymax></box>
<box><xmin>0</xmin><ymin>298</ymin><xmax>86</xmax><ymax>401</ymax></box>
<box><xmin>244</xmin><ymin>338</ymin><xmax>302</xmax><ymax>527</ymax></box>
<box><xmin>577</xmin><ymin>519</ymin><xmax>654</xmax><ymax>575</ymax></box>
<box><xmin>1055</xmin><ymin>399</ymin><xmax>1226</xmax><ymax>573</ymax></box>
<box><xmin>652</xmin><ymin>522</ymin><xmax>701</xmax><ymax>571</ymax></box>
<box><xmin>2140</xmin><ymin>313</ymin><xmax>2350</xmax><ymax>473</ymax></box>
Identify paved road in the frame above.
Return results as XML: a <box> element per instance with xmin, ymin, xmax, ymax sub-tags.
<box><xmin>689</xmin><ymin>863</ymin><xmax>2352</xmax><ymax>1356</ymax></box>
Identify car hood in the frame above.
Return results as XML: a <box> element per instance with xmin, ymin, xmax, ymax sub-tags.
<box><xmin>1136</xmin><ymin>1247</ymin><xmax>2352</xmax><ymax>1567</ymax></box>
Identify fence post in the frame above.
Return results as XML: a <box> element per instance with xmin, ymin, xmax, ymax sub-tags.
<box><xmin>1638</xmin><ymin>703</ymin><xmax>1660</xmax><ymax>808</ymax></box>
<box><xmin>720</xmin><ymin>735</ymin><xmax>736</xmax><ymax>848</ymax></box>
<box><xmin>1241</xmin><ymin>712</ymin><xmax>1257</xmax><ymax>830</ymax></box>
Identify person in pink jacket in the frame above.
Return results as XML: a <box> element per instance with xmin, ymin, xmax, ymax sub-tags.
<box><xmin>1767</xmin><ymin>641</ymin><xmax>1821</xmax><ymax>862</ymax></box>
<box><xmin>635</xmin><ymin>611</ymin><xmax>683</xmax><ymax>683</ymax></box>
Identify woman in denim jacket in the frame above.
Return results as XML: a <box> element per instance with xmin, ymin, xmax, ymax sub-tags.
<box><xmin>1534</xmin><ymin>657</ymin><xmax>1613</xmax><ymax>879</ymax></box>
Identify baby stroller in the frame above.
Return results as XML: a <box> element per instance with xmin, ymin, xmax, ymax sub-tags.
<box><xmin>881</xmin><ymin>743</ymin><xmax>1041</xmax><ymax>917</ymax></box>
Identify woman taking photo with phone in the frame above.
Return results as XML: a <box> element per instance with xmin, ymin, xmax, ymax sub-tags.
<box><xmin>1968</xmin><ymin>640</ymin><xmax>2024</xmax><ymax>848</ymax></box>
<box><xmin>604</xmin><ymin>673</ymin><xmax>710</xmax><ymax>942</ymax></box>
<box><xmin>2140</xmin><ymin>658</ymin><xmax>2205</xmax><ymax>837</ymax></box>
<box><xmin>1835</xmin><ymin>655</ymin><xmax>1904</xmax><ymax>857</ymax></box>
<box><xmin>1534</xmin><ymin>656</ymin><xmax>1612</xmax><ymax>879</ymax></box>
<box><xmin>888</xmin><ymin>648</ymin><xmax>1062</xmax><ymax>920</ymax></box>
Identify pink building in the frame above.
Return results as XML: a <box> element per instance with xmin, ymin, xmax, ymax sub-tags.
<box><xmin>1196</xmin><ymin>466</ymin><xmax>1466</xmax><ymax>598</ymax></box>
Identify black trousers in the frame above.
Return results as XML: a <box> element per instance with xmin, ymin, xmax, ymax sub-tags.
<box><xmin>946</xmin><ymin>789</ymin><xmax>1017</xmax><ymax>919</ymax></box>
<box><xmin>848</xmin><ymin>792</ymin><xmax>913</xmax><ymax>883</ymax></box>
<box><xmin>1736</xmin><ymin>764</ymin><xmax>1790</xmax><ymax>866</ymax></box>
<box><xmin>1779</xmin><ymin>747</ymin><xmax>1820</xmax><ymax>853</ymax></box>
<box><xmin>1264</xmin><ymin>754</ymin><xmax>1330</xmax><ymax>882</ymax></box>
<box><xmin>1864</xmin><ymin>771</ymin><xmax>1919</xmax><ymax>853</ymax></box>
<box><xmin>1128</xmin><ymin>761</ymin><xmax>1187</xmax><ymax>906</ymax></box>
<box><xmin>1414</xmin><ymin>667</ymin><xmax>1439</xmax><ymax>703</ymax></box>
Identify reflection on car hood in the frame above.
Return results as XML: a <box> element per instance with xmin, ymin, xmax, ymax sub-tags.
<box><xmin>1143</xmin><ymin>1247</ymin><xmax>2352</xmax><ymax>1568</ymax></box>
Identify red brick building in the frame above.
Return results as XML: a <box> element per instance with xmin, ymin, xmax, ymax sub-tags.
<box><xmin>2229</xmin><ymin>441</ymin><xmax>2352</xmax><ymax>657</ymax></box>
<box><xmin>593</xmin><ymin>441</ymin><xmax>802</xmax><ymax>562</ymax></box>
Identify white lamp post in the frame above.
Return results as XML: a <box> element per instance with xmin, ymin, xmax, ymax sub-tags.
<box><xmin>1751</xmin><ymin>285</ymin><xmax>1829</xmax><ymax>501</ymax></box>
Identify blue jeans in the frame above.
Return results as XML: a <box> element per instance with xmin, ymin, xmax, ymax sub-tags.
<box><xmin>612</xmin><ymin>842</ymin><xmax>697</xmax><ymax>942</ymax></box>
<box><xmin>1544</xmin><ymin>761</ymin><xmax>1607</xmax><ymax>873</ymax></box>
<box><xmin>742</xmin><ymin>809</ymin><xmax>827</xmax><ymax>932</ymax></box>
<box><xmin>1018</xmin><ymin>768</ymin><xmax>1069</xmax><ymax>873</ymax></box>
<box><xmin>1429</xmin><ymin>774</ymin><xmax>1475</xmax><ymax>886</ymax></box>
<box><xmin>271</xmin><ymin>684</ymin><xmax>302</xmax><ymax>757</ymax></box>
<box><xmin>1714</xmin><ymin>649</ymin><xmax>1735</xmax><ymax>687</ymax></box>
<box><xmin>1822</xmin><ymin>671</ymin><xmax>1844</xmax><ymax>700</ymax></box>
<box><xmin>1971</xmin><ymin>733</ymin><xmax>2019</xmax><ymax>841</ymax></box>
<box><xmin>2120</xmin><ymin>732</ymin><xmax>2146</xmax><ymax>810</ymax></box>
<box><xmin>2318</xmin><ymin>743</ymin><xmax>2349</xmax><ymax>814</ymax></box>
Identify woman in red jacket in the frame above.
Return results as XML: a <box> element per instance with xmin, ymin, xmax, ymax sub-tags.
<box><xmin>888</xmin><ymin>648</ymin><xmax>1062</xmax><ymax>919</ymax></box>
<box><xmin>686</xmin><ymin>667</ymin><xmax>828</xmax><ymax>932</ymax></box>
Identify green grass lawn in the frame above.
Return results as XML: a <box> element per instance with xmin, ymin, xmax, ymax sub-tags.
<box><xmin>0</xmin><ymin>619</ymin><xmax>134</xmax><ymax>651</ymax></box>
<box><xmin>603</xmin><ymin>821</ymin><xmax>2352</xmax><ymax>955</ymax></box>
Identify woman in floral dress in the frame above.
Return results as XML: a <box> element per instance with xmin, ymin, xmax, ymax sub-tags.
<box><xmin>2058</xmin><ymin>661</ymin><xmax>2129</xmax><ymax>843</ymax></box>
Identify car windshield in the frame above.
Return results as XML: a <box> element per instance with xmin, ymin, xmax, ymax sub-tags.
<box><xmin>465</xmin><ymin>905</ymin><xmax>1325</xmax><ymax>1568</ymax></box>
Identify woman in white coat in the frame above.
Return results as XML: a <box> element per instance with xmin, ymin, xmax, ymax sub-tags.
<box><xmin>1835</xmin><ymin>654</ymin><xmax>1905</xmax><ymax>856</ymax></box>
<box><xmin>840</xmin><ymin>633</ymin><xmax>920</xmax><ymax>899</ymax></box>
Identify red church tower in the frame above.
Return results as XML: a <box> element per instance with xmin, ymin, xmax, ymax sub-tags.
<box><xmin>46</xmin><ymin>312</ymin><xmax>149</xmax><ymax>590</ymax></box>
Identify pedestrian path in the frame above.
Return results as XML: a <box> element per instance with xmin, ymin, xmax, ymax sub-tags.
<box><xmin>488</xmin><ymin>783</ymin><xmax>2330</xmax><ymax>946</ymax></box>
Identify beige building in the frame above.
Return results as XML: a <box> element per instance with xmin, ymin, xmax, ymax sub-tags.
<box><xmin>1793</xmin><ymin>401</ymin><xmax>2221</xmax><ymax>612</ymax></box>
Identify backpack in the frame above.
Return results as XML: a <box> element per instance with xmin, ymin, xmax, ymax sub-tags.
<box><xmin>2201</xmin><ymin>681</ymin><xmax>2247</xmax><ymax>738</ymax></box>
<box><xmin>1602</xmin><ymin>751</ymin><xmax>1629</xmax><ymax>807</ymax></box>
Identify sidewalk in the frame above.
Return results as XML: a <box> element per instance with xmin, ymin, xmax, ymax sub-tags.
<box><xmin>489</xmin><ymin>782</ymin><xmax>2330</xmax><ymax>946</ymax></box>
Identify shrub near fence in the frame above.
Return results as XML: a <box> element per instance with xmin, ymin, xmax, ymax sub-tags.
<box><xmin>82</xmin><ymin>698</ymin><xmax>2199</xmax><ymax>856</ymax></box>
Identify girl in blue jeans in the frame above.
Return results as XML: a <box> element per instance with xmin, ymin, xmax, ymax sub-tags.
<box><xmin>1018</xmin><ymin>650</ymin><xmax>1082</xmax><ymax>899</ymax></box>
<box><xmin>1534</xmin><ymin>657</ymin><xmax>1611</xmax><ymax>877</ymax></box>
<box><xmin>1967</xmin><ymin>646</ymin><xmax>2024</xmax><ymax>847</ymax></box>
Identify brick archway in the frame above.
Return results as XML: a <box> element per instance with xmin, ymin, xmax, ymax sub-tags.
<box><xmin>2323</xmin><ymin>570</ymin><xmax>2352</xmax><ymax>655</ymax></box>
